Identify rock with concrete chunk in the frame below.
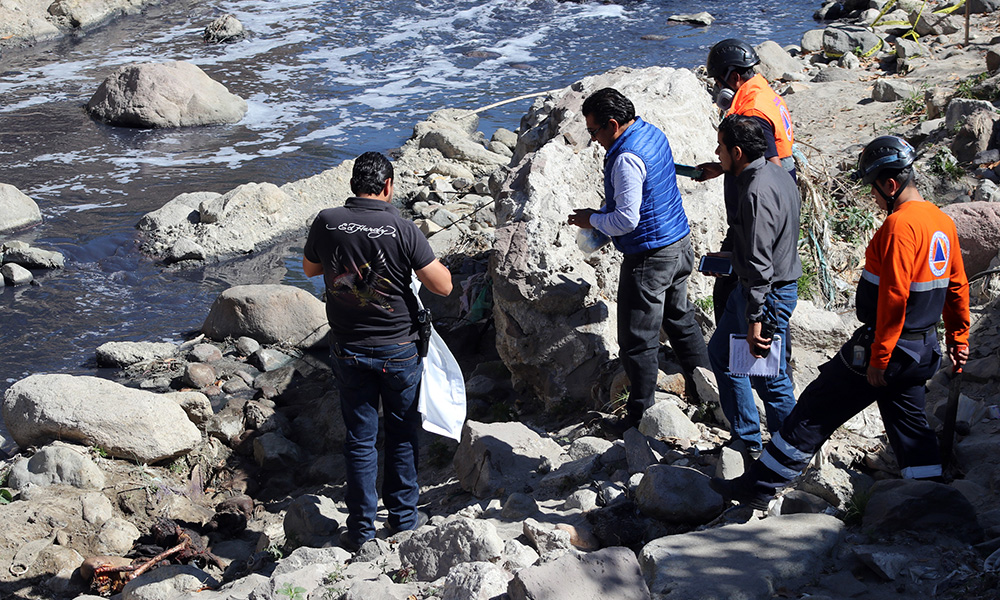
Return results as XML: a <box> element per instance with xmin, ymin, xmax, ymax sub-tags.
<box><xmin>399</xmin><ymin>518</ymin><xmax>504</xmax><ymax>581</ymax></box>
<box><xmin>492</xmin><ymin>67</ymin><xmax>724</xmax><ymax>409</ymax></box>
<box><xmin>441</xmin><ymin>561</ymin><xmax>508</xmax><ymax>600</ymax></box>
<box><xmin>2</xmin><ymin>263</ymin><xmax>32</xmax><ymax>286</ymax></box>
<box><xmin>509</xmin><ymin>547</ymin><xmax>650</xmax><ymax>600</ymax></box>
<box><xmin>1</xmin><ymin>243</ymin><xmax>64</xmax><ymax>269</ymax></box>
<box><xmin>87</xmin><ymin>61</ymin><xmax>247</xmax><ymax>128</ymax></box>
<box><xmin>8</xmin><ymin>442</ymin><xmax>106</xmax><ymax>490</ymax></box>
<box><xmin>640</xmin><ymin>513</ymin><xmax>843</xmax><ymax>599</ymax></box>
<box><xmin>454</xmin><ymin>420</ymin><xmax>564</xmax><ymax>498</ymax></box>
<box><xmin>942</xmin><ymin>202</ymin><xmax>1000</xmax><ymax>276</ymax></box>
<box><xmin>3</xmin><ymin>374</ymin><xmax>201</xmax><ymax>463</ymax></box>
<box><xmin>638</xmin><ymin>400</ymin><xmax>700</xmax><ymax>441</ymax></box>
<box><xmin>202</xmin><ymin>284</ymin><xmax>330</xmax><ymax>349</ymax></box>
<box><xmin>635</xmin><ymin>465</ymin><xmax>725</xmax><ymax>525</ymax></box>
<box><xmin>862</xmin><ymin>479</ymin><xmax>983</xmax><ymax>543</ymax></box>
<box><xmin>96</xmin><ymin>341</ymin><xmax>178</xmax><ymax>368</ymax></box>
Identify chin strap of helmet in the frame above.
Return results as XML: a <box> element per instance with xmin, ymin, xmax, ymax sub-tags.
<box><xmin>874</xmin><ymin>168</ymin><xmax>912</xmax><ymax>214</ymax></box>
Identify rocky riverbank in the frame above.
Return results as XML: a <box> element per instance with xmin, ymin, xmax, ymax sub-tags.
<box><xmin>3</xmin><ymin>1</ymin><xmax>1000</xmax><ymax>600</ymax></box>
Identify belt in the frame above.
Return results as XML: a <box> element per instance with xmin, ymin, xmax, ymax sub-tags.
<box><xmin>899</xmin><ymin>329</ymin><xmax>934</xmax><ymax>341</ymax></box>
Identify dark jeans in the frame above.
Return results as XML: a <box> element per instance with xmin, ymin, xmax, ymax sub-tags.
<box><xmin>618</xmin><ymin>234</ymin><xmax>710</xmax><ymax>416</ymax></box>
<box><xmin>331</xmin><ymin>341</ymin><xmax>422</xmax><ymax>546</ymax></box>
<box><xmin>752</xmin><ymin>329</ymin><xmax>944</xmax><ymax>491</ymax></box>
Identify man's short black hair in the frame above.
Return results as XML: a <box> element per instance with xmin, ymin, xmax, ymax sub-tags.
<box><xmin>582</xmin><ymin>88</ymin><xmax>636</xmax><ymax>126</ymax></box>
<box><xmin>719</xmin><ymin>114</ymin><xmax>767</xmax><ymax>163</ymax></box>
<box><xmin>351</xmin><ymin>151</ymin><xmax>394</xmax><ymax>196</ymax></box>
<box><xmin>874</xmin><ymin>166</ymin><xmax>916</xmax><ymax>189</ymax></box>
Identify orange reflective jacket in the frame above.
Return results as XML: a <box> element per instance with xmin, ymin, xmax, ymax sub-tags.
<box><xmin>727</xmin><ymin>74</ymin><xmax>794</xmax><ymax>160</ymax></box>
<box><xmin>856</xmin><ymin>200</ymin><xmax>970</xmax><ymax>369</ymax></box>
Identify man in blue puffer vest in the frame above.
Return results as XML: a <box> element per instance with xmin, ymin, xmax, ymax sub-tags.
<box><xmin>568</xmin><ymin>87</ymin><xmax>710</xmax><ymax>435</ymax></box>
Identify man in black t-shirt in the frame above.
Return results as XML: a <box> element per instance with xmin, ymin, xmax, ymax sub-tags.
<box><xmin>303</xmin><ymin>151</ymin><xmax>452</xmax><ymax>552</ymax></box>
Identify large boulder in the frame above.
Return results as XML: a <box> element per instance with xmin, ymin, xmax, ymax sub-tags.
<box><xmin>0</xmin><ymin>184</ymin><xmax>42</xmax><ymax>232</ymax></box>
<box><xmin>7</xmin><ymin>442</ymin><xmax>106</xmax><ymax>490</ymax></box>
<box><xmin>202</xmin><ymin>284</ymin><xmax>330</xmax><ymax>349</ymax></box>
<box><xmin>2</xmin><ymin>374</ymin><xmax>202</xmax><ymax>463</ymax></box>
<box><xmin>862</xmin><ymin>479</ymin><xmax>983</xmax><ymax>543</ymax></box>
<box><xmin>86</xmin><ymin>61</ymin><xmax>247</xmax><ymax>128</ymax></box>
<box><xmin>509</xmin><ymin>547</ymin><xmax>650</xmax><ymax>600</ymax></box>
<box><xmin>639</xmin><ymin>514</ymin><xmax>844</xmax><ymax>599</ymax></box>
<box><xmin>634</xmin><ymin>465</ymin><xmax>725</xmax><ymax>525</ymax></box>
<box><xmin>941</xmin><ymin>202</ymin><xmax>1000</xmax><ymax>276</ymax></box>
<box><xmin>48</xmin><ymin>0</ymin><xmax>147</xmax><ymax>29</ymax></box>
<box><xmin>491</xmin><ymin>67</ymin><xmax>724</xmax><ymax>407</ymax></box>
<box><xmin>0</xmin><ymin>3</ymin><xmax>60</xmax><ymax>46</ymax></box>
<box><xmin>454</xmin><ymin>420</ymin><xmax>564</xmax><ymax>498</ymax></box>
<box><xmin>788</xmin><ymin>299</ymin><xmax>850</xmax><ymax>351</ymax></box>
<box><xmin>398</xmin><ymin>518</ymin><xmax>505</xmax><ymax>581</ymax></box>
<box><xmin>754</xmin><ymin>41</ymin><xmax>804</xmax><ymax>82</ymax></box>
<box><xmin>416</xmin><ymin>109</ymin><xmax>511</xmax><ymax>167</ymax></box>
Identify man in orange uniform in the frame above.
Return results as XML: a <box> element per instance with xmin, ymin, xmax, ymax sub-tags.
<box><xmin>698</xmin><ymin>39</ymin><xmax>796</xmax><ymax>327</ymax></box>
<box><xmin>711</xmin><ymin>136</ymin><xmax>970</xmax><ymax>509</ymax></box>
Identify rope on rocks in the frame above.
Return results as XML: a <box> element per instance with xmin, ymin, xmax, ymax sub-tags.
<box><xmin>469</xmin><ymin>89</ymin><xmax>561</xmax><ymax>115</ymax></box>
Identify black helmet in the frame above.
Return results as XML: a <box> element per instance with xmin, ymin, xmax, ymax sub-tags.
<box><xmin>855</xmin><ymin>136</ymin><xmax>915</xmax><ymax>185</ymax></box>
<box><xmin>706</xmin><ymin>39</ymin><xmax>760</xmax><ymax>81</ymax></box>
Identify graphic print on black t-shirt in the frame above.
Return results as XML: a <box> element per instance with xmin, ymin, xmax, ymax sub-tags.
<box><xmin>325</xmin><ymin>243</ymin><xmax>397</xmax><ymax>313</ymax></box>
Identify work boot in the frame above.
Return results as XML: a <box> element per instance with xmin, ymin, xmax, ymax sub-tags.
<box><xmin>600</xmin><ymin>411</ymin><xmax>641</xmax><ymax>438</ymax></box>
<box><xmin>710</xmin><ymin>474</ymin><xmax>774</xmax><ymax>511</ymax></box>
<box><xmin>383</xmin><ymin>510</ymin><xmax>430</xmax><ymax>537</ymax></box>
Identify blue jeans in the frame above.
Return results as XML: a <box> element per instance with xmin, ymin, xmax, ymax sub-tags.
<box><xmin>708</xmin><ymin>281</ymin><xmax>797</xmax><ymax>452</ymax></box>
<box><xmin>330</xmin><ymin>341</ymin><xmax>422</xmax><ymax>546</ymax></box>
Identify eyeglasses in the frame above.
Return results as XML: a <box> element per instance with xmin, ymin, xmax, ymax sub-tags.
<box><xmin>587</xmin><ymin>121</ymin><xmax>608</xmax><ymax>139</ymax></box>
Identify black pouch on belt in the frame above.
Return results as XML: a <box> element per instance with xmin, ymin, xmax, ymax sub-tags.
<box><xmin>847</xmin><ymin>325</ymin><xmax>875</xmax><ymax>369</ymax></box>
<box><xmin>416</xmin><ymin>308</ymin><xmax>432</xmax><ymax>357</ymax></box>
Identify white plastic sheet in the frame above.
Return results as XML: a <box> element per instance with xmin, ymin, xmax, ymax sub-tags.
<box><xmin>410</xmin><ymin>277</ymin><xmax>466</xmax><ymax>440</ymax></box>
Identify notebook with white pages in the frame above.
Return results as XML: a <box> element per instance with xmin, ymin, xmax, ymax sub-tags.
<box><xmin>728</xmin><ymin>334</ymin><xmax>782</xmax><ymax>378</ymax></box>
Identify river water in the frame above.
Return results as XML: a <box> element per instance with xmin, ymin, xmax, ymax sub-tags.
<box><xmin>0</xmin><ymin>0</ymin><xmax>822</xmax><ymax>393</ymax></box>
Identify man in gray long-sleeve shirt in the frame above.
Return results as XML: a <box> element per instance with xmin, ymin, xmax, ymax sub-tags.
<box><xmin>707</xmin><ymin>114</ymin><xmax>802</xmax><ymax>457</ymax></box>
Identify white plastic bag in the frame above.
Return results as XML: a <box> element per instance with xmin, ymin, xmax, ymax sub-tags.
<box><xmin>410</xmin><ymin>277</ymin><xmax>467</xmax><ymax>440</ymax></box>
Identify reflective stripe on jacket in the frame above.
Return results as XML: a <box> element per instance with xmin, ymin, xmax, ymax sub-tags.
<box><xmin>728</xmin><ymin>74</ymin><xmax>794</xmax><ymax>160</ymax></box>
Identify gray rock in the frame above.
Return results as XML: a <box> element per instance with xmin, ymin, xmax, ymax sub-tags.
<box><xmin>493</xmin><ymin>67</ymin><xmax>724</xmax><ymax>408</ymax></box>
<box><xmin>203</xmin><ymin>13</ymin><xmax>246</xmax><ymax>43</ymax></box>
<box><xmin>122</xmin><ymin>564</ymin><xmax>219</xmax><ymax>600</ymax></box>
<box><xmin>3</xmin><ymin>374</ymin><xmax>201</xmax><ymax>463</ymax></box>
<box><xmin>894</xmin><ymin>37</ymin><xmax>923</xmax><ymax>60</ymax></box>
<box><xmin>491</xmin><ymin>128</ymin><xmax>518</xmax><ymax>150</ymax></box>
<box><xmin>853</xmin><ymin>546</ymin><xmax>910</xmax><ymax>580</ymax></box>
<box><xmin>911</xmin><ymin>12</ymin><xmax>960</xmax><ymax>36</ymax></box>
<box><xmin>640</xmin><ymin>513</ymin><xmax>844</xmax><ymax>599</ymax></box>
<box><xmin>522</xmin><ymin>518</ymin><xmax>573</xmax><ymax>558</ymax></box>
<box><xmin>801</xmin><ymin>29</ymin><xmax>825</xmax><ymax>53</ymax></box>
<box><xmin>340</xmin><ymin>579</ymin><xmax>402</xmax><ymax>600</ymax></box>
<box><xmin>165</xmin><ymin>237</ymin><xmax>206</xmax><ymax>263</ymax></box>
<box><xmin>568</xmin><ymin>436</ymin><xmax>613</xmax><ymax>460</ymax></box>
<box><xmin>95</xmin><ymin>341</ymin><xmax>177</xmax><ymax>368</ymax></box>
<box><xmin>812</xmin><ymin>67</ymin><xmax>859</xmax><ymax>83</ymax></box>
<box><xmin>188</xmin><ymin>343</ymin><xmax>223</xmax><ymax>363</ymax></box>
<box><xmin>0</xmin><ymin>183</ymin><xmax>42</xmax><ymax>232</ymax></box>
<box><xmin>166</xmin><ymin>391</ymin><xmax>213</xmax><ymax>425</ymax></box>
<box><xmin>399</xmin><ymin>517</ymin><xmax>504</xmax><ymax>581</ymax></box>
<box><xmin>635</xmin><ymin>465</ymin><xmax>725</xmax><ymax>524</ymax></box>
<box><xmin>952</xmin><ymin>110</ymin><xmax>999</xmax><ymax>163</ymax></box>
<box><xmin>974</xmin><ymin>180</ymin><xmax>1000</xmax><ymax>203</ymax></box>
<box><xmin>441</xmin><ymin>561</ymin><xmax>509</xmax><ymax>600</ymax></box>
<box><xmin>773</xmin><ymin>489</ymin><xmax>833</xmax><ymax>515</ymax></box>
<box><xmin>714</xmin><ymin>444</ymin><xmax>747</xmax><ymax>480</ymax></box>
<box><xmin>988</xmin><ymin>46</ymin><xmax>1000</xmax><ymax>73</ymax></box>
<box><xmin>253</xmin><ymin>431</ymin><xmax>305</xmax><ymax>470</ymax></box>
<box><xmin>838</xmin><ymin>52</ymin><xmax>861</xmax><ymax>70</ymax></box>
<box><xmin>203</xmin><ymin>284</ymin><xmax>329</xmax><ymax>349</ymax></box>
<box><xmin>250</xmin><ymin>348</ymin><xmax>294</xmax><ymax>372</ymax></box>
<box><xmin>503</xmin><ymin>538</ymin><xmax>540</xmax><ymax>572</ymax></box>
<box><xmin>416</xmin><ymin>109</ymin><xmax>510</xmax><ymax>166</ymax></box>
<box><xmin>624</xmin><ymin>428</ymin><xmax>658</xmax><ymax>474</ymax></box>
<box><xmin>185</xmin><ymin>363</ymin><xmax>217</xmax><ymax>389</ymax></box>
<box><xmin>454</xmin><ymin>420</ymin><xmax>564</xmax><ymax>498</ymax></box>
<box><xmin>971</xmin><ymin>0</ymin><xmax>1000</xmax><ymax>13</ymax></box>
<box><xmin>872</xmin><ymin>79</ymin><xmax>918</xmax><ymax>102</ymax></box>
<box><xmin>945</xmin><ymin>98</ymin><xmax>996</xmax><ymax>132</ymax></box>
<box><xmin>87</xmin><ymin>61</ymin><xmax>247</xmax><ymax>128</ymax></box>
<box><xmin>796</xmin><ymin>461</ymin><xmax>874</xmax><ymax>509</ymax></box>
<box><xmin>823</xmin><ymin>26</ymin><xmax>884</xmax><ymax>58</ymax></box>
<box><xmin>8</xmin><ymin>442</ymin><xmax>106</xmax><ymax>490</ymax></box>
<box><xmin>81</xmin><ymin>491</ymin><xmax>114</xmax><ymax>525</ymax></box>
<box><xmin>638</xmin><ymin>399</ymin><xmax>700</xmax><ymax>441</ymax></box>
<box><xmin>667</xmin><ymin>12</ymin><xmax>714</xmax><ymax>26</ymax></box>
<box><xmin>925</xmin><ymin>87</ymin><xmax>952</xmax><ymax>120</ymax></box>
<box><xmin>862</xmin><ymin>479</ymin><xmax>983</xmax><ymax>542</ymax></box>
<box><xmin>46</xmin><ymin>0</ymin><xmax>146</xmax><ymax>29</ymax></box>
<box><xmin>755</xmin><ymin>41</ymin><xmax>803</xmax><ymax>82</ymax></box>
<box><xmin>509</xmin><ymin>547</ymin><xmax>650</xmax><ymax>600</ymax></box>
<box><xmin>788</xmin><ymin>300</ymin><xmax>850</xmax><ymax>351</ymax></box>
<box><xmin>1</xmin><ymin>244</ymin><xmax>64</xmax><ymax>269</ymax></box>
<box><xmin>501</xmin><ymin>492</ymin><xmax>539</xmax><ymax>519</ymax></box>
<box><xmin>283</xmin><ymin>494</ymin><xmax>341</xmax><ymax>548</ymax></box>
<box><xmin>95</xmin><ymin>518</ymin><xmax>142</xmax><ymax>556</ymax></box>
<box><xmin>565</xmin><ymin>488</ymin><xmax>599</xmax><ymax>511</ymax></box>
<box><xmin>136</xmin><ymin>192</ymin><xmax>211</xmax><ymax>232</ymax></box>
<box><xmin>540</xmin><ymin>455</ymin><xmax>598</xmax><ymax>492</ymax></box>
<box><xmin>1</xmin><ymin>263</ymin><xmax>32</xmax><ymax>286</ymax></box>
<box><xmin>234</xmin><ymin>336</ymin><xmax>260</xmax><ymax>356</ymax></box>
<box><xmin>488</xmin><ymin>140</ymin><xmax>514</xmax><ymax>157</ymax></box>
<box><xmin>429</xmin><ymin>161</ymin><xmax>476</xmax><ymax>179</ymax></box>
<box><xmin>942</xmin><ymin>202</ymin><xmax>1000</xmax><ymax>275</ymax></box>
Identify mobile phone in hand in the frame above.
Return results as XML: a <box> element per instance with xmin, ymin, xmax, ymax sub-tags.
<box><xmin>698</xmin><ymin>255</ymin><xmax>732</xmax><ymax>275</ymax></box>
<box><xmin>675</xmin><ymin>164</ymin><xmax>704</xmax><ymax>179</ymax></box>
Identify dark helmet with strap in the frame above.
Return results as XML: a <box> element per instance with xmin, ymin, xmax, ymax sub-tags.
<box><xmin>855</xmin><ymin>135</ymin><xmax>916</xmax><ymax>213</ymax></box>
<box><xmin>706</xmin><ymin>39</ymin><xmax>760</xmax><ymax>81</ymax></box>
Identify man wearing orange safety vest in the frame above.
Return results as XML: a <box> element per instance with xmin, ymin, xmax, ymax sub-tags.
<box><xmin>697</xmin><ymin>39</ymin><xmax>797</xmax><ymax>329</ymax></box>
<box><xmin>711</xmin><ymin>136</ymin><xmax>971</xmax><ymax>509</ymax></box>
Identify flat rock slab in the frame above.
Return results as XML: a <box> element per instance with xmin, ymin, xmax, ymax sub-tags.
<box><xmin>509</xmin><ymin>547</ymin><xmax>651</xmax><ymax>600</ymax></box>
<box><xmin>639</xmin><ymin>513</ymin><xmax>844</xmax><ymax>600</ymax></box>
